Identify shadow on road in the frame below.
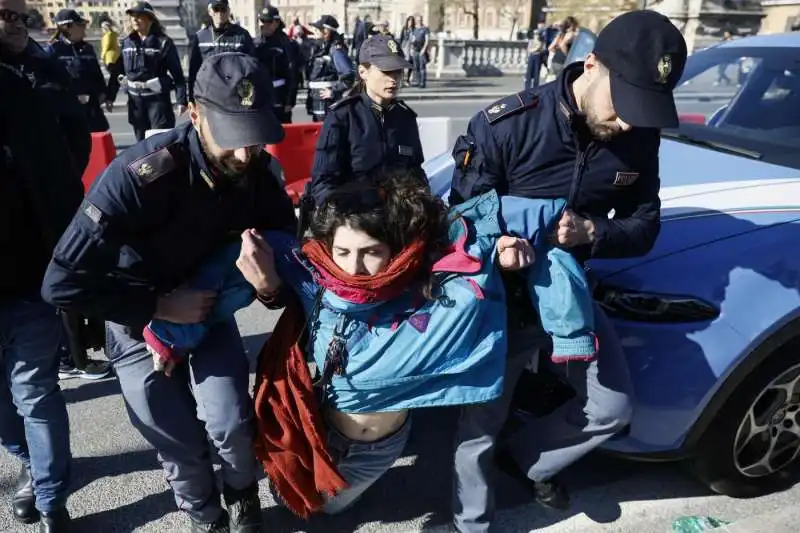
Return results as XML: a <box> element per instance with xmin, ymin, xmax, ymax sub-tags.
<box><xmin>62</xmin><ymin>377</ymin><xmax>121</xmax><ymax>405</ymax></box>
<box><xmin>71</xmin><ymin>449</ymin><xmax>162</xmax><ymax>494</ymax></box>
<box><xmin>72</xmin><ymin>490</ymin><xmax>175</xmax><ymax>532</ymax></box>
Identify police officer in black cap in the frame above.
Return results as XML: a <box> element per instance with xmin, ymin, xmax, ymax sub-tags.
<box><xmin>449</xmin><ymin>11</ymin><xmax>688</xmax><ymax>533</ymax></box>
<box><xmin>188</xmin><ymin>0</ymin><xmax>256</xmax><ymax>102</ymax></box>
<box><xmin>304</xmin><ymin>34</ymin><xmax>423</xmax><ymax>208</ymax></box>
<box><xmin>42</xmin><ymin>52</ymin><xmax>296</xmax><ymax>533</ymax></box>
<box><xmin>255</xmin><ymin>6</ymin><xmax>295</xmax><ymax>123</ymax></box>
<box><xmin>106</xmin><ymin>1</ymin><xmax>188</xmax><ymax>142</ymax></box>
<box><xmin>306</xmin><ymin>14</ymin><xmax>354</xmax><ymax>122</ymax></box>
<box><xmin>46</xmin><ymin>9</ymin><xmax>109</xmax><ymax>132</ymax></box>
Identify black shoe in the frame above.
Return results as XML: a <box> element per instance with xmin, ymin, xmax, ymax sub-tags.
<box><xmin>494</xmin><ymin>450</ymin><xmax>570</xmax><ymax>511</ymax></box>
<box><xmin>189</xmin><ymin>510</ymin><xmax>230</xmax><ymax>533</ymax></box>
<box><xmin>533</xmin><ymin>479</ymin><xmax>570</xmax><ymax>511</ymax></box>
<box><xmin>39</xmin><ymin>508</ymin><xmax>71</xmax><ymax>533</ymax></box>
<box><xmin>12</xmin><ymin>465</ymin><xmax>39</xmax><ymax>525</ymax></box>
<box><xmin>224</xmin><ymin>483</ymin><xmax>263</xmax><ymax>533</ymax></box>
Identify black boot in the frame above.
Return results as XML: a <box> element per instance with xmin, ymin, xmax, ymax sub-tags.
<box><xmin>495</xmin><ymin>450</ymin><xmax>571</xmax><ymax>511</ymax></box>
<box><xmin>223</xmin><ymin>483</ymin><xmax>263</xmax><ymax>533</ymax></box>
<box><xmin>39</xmin><ymin>507</ymin><xmax>71</xmax><ymax>533</ymax></box>
<box><xmin>12</xmin><ymin>464</ymin><xmax>38</xmax><ymax>524</ymax></box>
<box><xmin>189</xmin><ymin>510</ymin><xmax>230</xmax><ymax>533</ymax></box>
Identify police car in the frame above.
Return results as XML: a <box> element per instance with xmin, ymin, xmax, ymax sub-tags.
<box><xmin>424</xmin><ymin>31</ymin><xmax>800</xmax><ymax>498</ymax></box>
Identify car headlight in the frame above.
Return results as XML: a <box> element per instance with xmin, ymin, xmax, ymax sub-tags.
<box><xmin>594</xmin><ymin>282</ymin><xmax>720</xmax><ymax>323</ymax></box>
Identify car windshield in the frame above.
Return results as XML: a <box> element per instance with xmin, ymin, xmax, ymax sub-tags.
<box><xmin>671</xmin><ymin>44</ymin><xmax>800</xmax><ymax>168</ymax></box>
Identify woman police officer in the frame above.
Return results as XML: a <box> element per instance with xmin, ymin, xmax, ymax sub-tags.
<box><xmin>300</xmin><ymin>34</ymin><xmax>425</xmax><ymax>233</ymax></box>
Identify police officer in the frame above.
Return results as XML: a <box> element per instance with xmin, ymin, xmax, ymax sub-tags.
<box><xmin>306</xmin><ymin>15</ymin><xmax>354</xmax><ymax>122</ymax></box>
<box><xmin>255</xmin><ymin>6</ymin><xmax>294</xmax><ymax>123</ymax></box>
<box><xmin>0</xmin><ymin>0</ymin><xmax>90</xmax><ymax>528</ymax></box>
<box><xmin>42</xmin><ymin>53</ymin><xmax>296</xmax><ymax>533</ymax></box>
<box><xmin>304</xmin><ymin>34</ymin><xmax>423</xmax><ymax>209</ymax></box>
<box><xmin>106</xmin><ymin>1</ymin><xmax>187</xmax><ymax>142</ymax></box>
<box><xmin>188</xmin><ymin>0</ymin><xmax>256</xmax><ymax>102</ymax></box>
<box><xmin>47</xmin><ymin>9</ymin><xmax>109</xmax><ymax>132</ymax></box>
<box><xmin>448</xmin><ymin>11</ymin><xmax>688</xmax><ymax>533</ymax></box>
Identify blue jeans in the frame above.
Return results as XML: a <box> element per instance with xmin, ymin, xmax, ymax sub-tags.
<box><xmin>412</xmin><ymin>51</ymin><xmax>427</xmax><ymax>88</ymax></box>
<box><xmin>106</xmin><ymin>319</ymin><xmax>257</xmax><ymax>523</ymax></box>
<box><xmin>452</xmin><ymin>303</ymin><xmax>633</xmax><ymax>533</ymax></box>
<box><xmin>524</xmin><ymin>52</ymin><xmax>547</xmax><ymax>90</ymax></box>
<box><xmin>322</xmin><ymin>415</ymin><xmax>411</xmax><ymax>514</ymax></box>
<box><xmin>0</xmin><ymin>295</ymin><xmax>71</xmax><ymax>512</ymax></box>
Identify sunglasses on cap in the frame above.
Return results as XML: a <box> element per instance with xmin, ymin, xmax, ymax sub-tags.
<box><xmin>0</xmin><ymin>9</ymin><xmax>29</xmax><ymax>25</ymax></box>
<box><xmin>323</xmin><ymin>184</ymin><xmax>386</xmax><ymax>214</ymax></box>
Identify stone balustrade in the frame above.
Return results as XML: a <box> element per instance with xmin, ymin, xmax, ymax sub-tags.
<box><xmin>36</xmin><ymin>31</ymin><xmax>530</xmax><ymax>79</ymax></box>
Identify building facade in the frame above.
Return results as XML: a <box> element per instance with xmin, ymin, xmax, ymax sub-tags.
<box><xmin>760</xmin><ymin>0</ymin><xmax>800</xmax><ymax>33</ymax></box>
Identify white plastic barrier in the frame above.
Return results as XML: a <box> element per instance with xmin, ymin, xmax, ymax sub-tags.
<box><xmin>147</xmin><ymin>116</ymin><xmax>452</xmax><ymax>161</ymax></box>
<box><xmin>416</xmin><ymin>117</ymin><xmax>452</xmax><ymax>162</ymax></box>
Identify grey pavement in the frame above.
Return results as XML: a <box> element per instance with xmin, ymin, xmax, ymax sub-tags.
<box><xmin>2</xmin><ymin>301</ymin><xmax>800</xmax><ymax>533</ymax></box>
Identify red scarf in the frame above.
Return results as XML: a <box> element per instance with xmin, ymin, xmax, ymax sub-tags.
<box><xmin>253</xmin><ymin>240</ymin><xmax>427</xmax><ymax>517</ymax></box>
<box><xmin>301</xmin><ymin>239</ymin><xmax>426</xmax><ymax>303</ymax></box>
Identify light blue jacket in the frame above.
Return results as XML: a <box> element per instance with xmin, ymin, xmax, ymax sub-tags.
<box><xmin>146</xmin><ymin>191</ymin><xmax>596</xmax><ymax>412</ymax></box>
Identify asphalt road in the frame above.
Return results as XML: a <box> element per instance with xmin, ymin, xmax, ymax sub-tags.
<box><xmin>107</xmin><ymin>98</ymin><xmax>726</xmax><ymax>152</ymax></box>
<box><xmin>2</xmin><ymin>301</ymin><xmax>800</xmax><ymax>533</ymax></box>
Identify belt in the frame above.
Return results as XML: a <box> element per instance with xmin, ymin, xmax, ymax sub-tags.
<box><xmin>273</xmin><ymin>79</ymin><xmax>286</xmax><ymax>88</ymax></box>
<box><xmin>309</xmin><ymin>81</ymin><xmax>334</xmax><ymax>89</ymax></box>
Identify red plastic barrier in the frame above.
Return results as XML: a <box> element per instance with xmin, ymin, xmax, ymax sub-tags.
<box><xmin>81</xmin><ymin>132</ymin><xmax>116</xmax><ymax>193</ymax></box>
<box><xmin>265</xmin><ymin>122</ymin><xmax>321</xmax><ymax>205</ymax></box>
<box><xmin>678</xmin><ymin>113</ymin><xmax>706</xmax><ymax>125</ymax></box>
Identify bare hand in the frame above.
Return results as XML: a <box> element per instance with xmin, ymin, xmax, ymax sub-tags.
<box><xmin>236</xmin><ymin>229</ymin><xmax>282</xmax><ymax>295</ymax></box>
<box><xmin>154</xmin><ymin>288</ymin><xmax>216</xmax><ymax>324</ymax></box>
<box><xmin>319</xmin><ymin>88</ymin><xmax>333</xmax><ymax>100</ymax></box>
<box><xmin>555</xmin><ymin>210</ymin><xmax>595</xmax><ymax>247</ymax></box>
<box><xmin>149</xmin><ymin>346</ymin><xmax>178</xmax><ymax>377</ymax></box>
<box><xmin>496</xmin><ymin>236</ymin><xmax>535</xmax><ymax>271</ymax></box>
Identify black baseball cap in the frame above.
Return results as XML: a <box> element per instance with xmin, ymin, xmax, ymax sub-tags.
<box><xmin>126</xmin><ymin>1</ymin><xmax>157</xmax><ymax>18</ymax></box>
<box><xmin>54</xmin><ymin>9</ymin><xmax>89</xmax><ymax>25</ymax></box>
<box><xmin>193</xmin><ymin>52</ymin><xmax>284</xmax><ymax>148</ymax></box>
<box><xmin>593</xmin><ymin>10</ymin><xmax>688</xmax><ymax>129</ymax></box>
<box><xmin>259</xmin><ymin>6</ymin><xmax>280</xmax><ymax>23</ymax></box>
<box><xmin>208</xmin><ymin>0</ymin><xmax>229</xmax><ymax>10</ymax></box>
<box><xmin>311</xmin><ymin>15</ymin><xmax>338</xmax><ymax>31</ymax></box>
<box><xmin>359</xmin><ymin>35</ymin><xmax>411</xmax><ymax>71</ymax></box>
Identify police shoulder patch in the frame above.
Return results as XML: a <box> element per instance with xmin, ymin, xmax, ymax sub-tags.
<box><xmin>127</xmin><ymin>146</ymin><xmax>177</xmax><ymax>186</ymax></box>
<box><xmin>482</xmin><ymin>92</ymin><xmax>539</xmax><ymax>125</ymax></box>
<box><xmin>329</xmin><ymin>94</ymin><xmax>360</xmax><ymax>111</ymax></box>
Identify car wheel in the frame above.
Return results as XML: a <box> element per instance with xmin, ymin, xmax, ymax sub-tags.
<box><xmin>688</xmin><ymin>342</ymin><xmax>800</xmax><ymax>497</ymax></box>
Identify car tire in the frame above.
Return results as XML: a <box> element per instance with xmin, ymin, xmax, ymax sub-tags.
<box><xmin>687</xmin><ymin>340</ymin><xmax>800</xmax><ymax>498</ymax></box>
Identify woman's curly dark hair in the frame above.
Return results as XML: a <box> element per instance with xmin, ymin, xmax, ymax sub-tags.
<box><xmin>308</xmin><ymin>165</ymin><xmax>450</xmax><ymax>298</ymax></box>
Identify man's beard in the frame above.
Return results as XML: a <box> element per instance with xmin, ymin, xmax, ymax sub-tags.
<box><xmin>581</xmin><ymin>94</ymin><xmax>623</xmax><ymax>142</ymax></box>
<box><xmin>198</xmin><ymin>123</ymin><xmax>253</xmax><ymax>186</ymax></box>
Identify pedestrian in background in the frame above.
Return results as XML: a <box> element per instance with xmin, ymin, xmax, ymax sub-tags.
<box><xmin>100</xmin><ymin>19</ymin><xmax>119</xmax><ymax>71</ymax></box>
<box><xmin>303</xmin><ymin>35</ymin><xmax>423</xmax><ymax>220</ymax></box>
<box><xmin>47</xmin><ymin>9</ymin><xmax>110</xmax><ymax>133</ymax></box>
<box><xmin>105</xmin><ymin>1</ymin><xmax>187</xmax><ymax>142</ymax></box>
<box><xmin>399</xmin><ymin>15</ymin><xmax>416</xmax><ymax>87</ymax></box>
<box><xmin>410</xmin><ymin>15</ymin><xmax>430</xmax><ymax>89</ymax></box>
<box><xmin>0</xmin><ymin>0</ymin><xmax>91</xmax><ymax>529</ymax></box>
<box><xmin>43</xmin><ymin>52</ymin><xmax>295</xmax><ymax>533</ymax></box>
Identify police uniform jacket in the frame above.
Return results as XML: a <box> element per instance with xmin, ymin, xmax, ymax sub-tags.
<box><xmin>449</xmin><ymin>62</ymin><xmax>661</xmax><ymax>259</ymax></box>
<box><xmin>41</xmin><ymin>122</ymin><xmax>297</xmax><ymax>327</ymax></box>
<box><xmin>255</xmin><ymin>31</ymin><xmax>295</xmax><ymax>108</ymax></box>
<box><xmin>188</xmin><ymin>24</ymin><xmax>255</xmax><ymax>101</ymax></box>
<box><xmin>106</xmin><ymin>29</ymin><xmax>187</xmax><ymax>106</ymax></box>
<box><xmin>308</xmin><ymin>39</ymin><xmax>354</xmax><ymax>100</ymax></box>
<box><xmin>46</xmin><ymin>37</ymin><xmax>109</xmax><ymax>131</ymax></box>
<box><xmin>308</xmin><ymin>93</ymin><xmax>424</xmax><ymax>203</ymax></box>
<box><xmin>0</xmin><ymin>39</ymin><xmax>90</xmax><ymax>293</ymax></box>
